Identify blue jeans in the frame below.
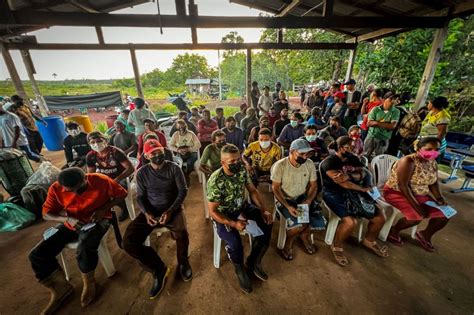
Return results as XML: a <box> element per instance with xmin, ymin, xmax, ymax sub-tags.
<box><xmin>19</xmin><ymin>145</ymin><xmax>42</xmax><ymax>162</ymax></box>
<box><xmin>214</xmin><ymin>203</ymin><xmax>273</xmax><ymax>264</ymax></box>
<box><xmin>181</xmin><ymin>152</ymin><xmax>198</xmax><ymax>175</ymax></box>
<box><xmin>277</xmin><ymin>195</ymin><xmax>327</xmax><ymax>230</ymax></box>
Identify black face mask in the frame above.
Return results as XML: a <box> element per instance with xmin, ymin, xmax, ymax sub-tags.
<box><xmin>151</xmin><ymin>154</ymin><xmax>165</xmax><ymax>165</ymax></box>
<box><xmin>296</xmin><ymin>156</ymin><xmax>307</xmax><ymax>164</ymax></box>
<box><xmin>216</xmin><ymin>142</ymin><xmax>226</xmax><ymax>149</ymax></box>
<box><xmin>228</xmin><ymin>161</ymin><xmax>242</xmax><ymax>174</ymax></box>
<box><xmin>331</xmin><ymin>125</ymin><xmax>338</xmax><ymax>130</ymax></box>
<box><xmin>342</xmin><ymin>152</ymin><xmax>352</xmax><ymax>158</ymax></box>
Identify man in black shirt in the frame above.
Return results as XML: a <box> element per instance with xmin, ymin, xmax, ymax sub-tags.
<box><xmin>272</xmin><ymin>108</ymin><xmax>290</xmax><ymax>139</ymax></box>
<box><xmin>62</xmin><ymin>122</ymin><xmax>91</xmax><ymax>169</ymax></box>
<box><xmin>123</xmin><ymin>139</ymin><xmax>192</xmax><ymax>300</ymax></box>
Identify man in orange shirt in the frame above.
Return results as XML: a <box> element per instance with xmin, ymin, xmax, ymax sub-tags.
<box><xmin>29</xmin><ymin>167</ymin><xmax>127</xmax><ymax>314</ymax></box>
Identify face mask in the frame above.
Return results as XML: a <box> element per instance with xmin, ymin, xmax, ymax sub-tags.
<box><xmin>281</xmin><ymin>114</ymin><xmax>288</xmax><ymax>119</ymax></box>
<box><xmin>227</xmin><ymin>125</ymin><xmax>235</xmax><ymax>130</ymax></box>
<box><xmin>151</xmin><ymin>154</ymin><xmax>165</xmax><ymax>165</ymax></box>
<box><xmin>342</xmin><ymin>152</ymin><xmax>352</xmax><ymax>158</ymax></box>
<box><xmin>228</xmin><ymin>161</ymin><xmax>242</xmax><ymax>174</ymax></box>
<box><xmin>351</xmin><ymin>134</ymin><xmax>360</xmax><ymax>139</ymax></box>
<box><xmin>331</xmin><ymin>125</ymin><xmax>338</xmax><ymax>130</ymax></box>
<box><xmin>290</xmin><ymin>120</ymin><xmax>298</xmax><ymax>128</ymax></box>
<box><xmin>179</xmin><ymin>127</ymin><xmax>186</xmax><ymax>132</ymax></box>
<box><xmin>260</xmin><ymin>141</ymin><xmax>271</xmax><ymax>149</ymax></box>
<box><xmin>305</xmin><ymin>135</ymin><xmax>317</xmax><ymax>142</ymax></box>
<box><xmin>216</xmin><ymin>142</ymin><xmax>226</xmax><ymax>149</ymax></box>
<box><xmin>418</xmin><ymin>149</ymin><xmax>439</xmax><ymax>160</ymax></box>
<box><xmin>91</xmin><ymin>142</ymin><xmax>106</xmax><ymax>153</ymax></box>
<box><xmin>68</xmin><ymin>129</ymin><xmax>80</xmax><ymax>137</ymax></box>
<box><xmin>296</xmin><ymin>156</ymin><xmax>307</xmax><ymax>165</ymax></box>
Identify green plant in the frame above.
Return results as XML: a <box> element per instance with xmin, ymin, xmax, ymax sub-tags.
<box><xmin>94</xmin><ymin>121</ymin><xmax>109</xmax><ymax>133</ymax></box>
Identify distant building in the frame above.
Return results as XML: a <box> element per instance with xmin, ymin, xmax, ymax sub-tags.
<box><xmin>185</xmin><ymin>77</ymin><xmax>219</xmax><ymax>95</ymax></box>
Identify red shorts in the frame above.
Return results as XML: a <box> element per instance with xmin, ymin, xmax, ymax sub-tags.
<box><xmin>383</xmin><ymin>186</ymin><xmax>445</xmax><ymax>221</ymax></box>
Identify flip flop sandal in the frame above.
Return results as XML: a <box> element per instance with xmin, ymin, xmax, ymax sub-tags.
<box><xmin>299</xmin><ymin>236</ymin><xmax>316</xmax><ymax>255</ymax></box>
<box><xmin>415</xmin><ymin>232</ymin><xmax>435</xmax><ymax>252</ymax></box>
<box><xmin>331</xmin><ymin>246</ymin><xmax>349</xmax><ymax>267</ymax></box>
<box><xmin>280</xmin><ymin>248</ymin><xmax>294</xmax><ymax>261</ymax></box>
<box><xmin>362</xmin><ymin>239</ymin><xmax>389</xmax><ymax>258</ymax></box>
<box><xmin>387</xmin><ymin>233</ymin><xmax>404</xmax><ymax>246</ymax></box>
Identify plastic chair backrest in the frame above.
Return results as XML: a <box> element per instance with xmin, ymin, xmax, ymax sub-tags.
<box><xmin>173</xmin><ymin>155</ymin><xmax>184</xmax><ymax>168</ymax></box>
<box><xmin>370</xmin><ymin>154</ymin><xmax>399</xmax><ymax>189</ymax></box>
<box><xmin>128</xmin><ymin>157</ymin><xmax>139</xmax><ymax>169</ymax></box>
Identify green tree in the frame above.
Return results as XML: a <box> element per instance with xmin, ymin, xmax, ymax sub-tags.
<box><xmin>164</xmin><ymin>53</ymin><xmax>214</xmax><ymax>87</ymax></box>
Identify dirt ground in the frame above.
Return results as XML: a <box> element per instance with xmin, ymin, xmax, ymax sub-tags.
<box><xmin>1</xmin><ymin>149</ymin><xmax>473</xmax><ymax>315</ymax></box>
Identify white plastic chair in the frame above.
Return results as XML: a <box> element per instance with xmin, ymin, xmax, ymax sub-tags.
<box><xmin>212</xmin><ymin>222</ymin><xmax>252</xmax><ymax>269</ymax></box>
<box><xmin>59</xmin><ymin>229</ymin><xmax>115</xmax><ymax>281</ymax></box>
<box><xmin>370</xmin><ymin>154</ymin><xmax>416</xmax><ymax>241</ymax></box>
<box><xmin>273</xmin><ymin>202</ymin><xmax>315</xmax><ymax>250</ymax></box>
<box><xmin>202</xmin><ymin>174</ymin><xmax>210</xmax><ymax>219</ymax></box>
<box><xmin>322</xmin><ymin>200</ymin><xmax>365</xmax><ymax>245</ymax></box>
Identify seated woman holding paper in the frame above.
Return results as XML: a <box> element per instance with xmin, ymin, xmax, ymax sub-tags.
<box><xmin>271</xmin><ymin>139</ymin><xmax>326</xmax><ymax>260</ymax></box>
<box><xmin>321</xmin><ymin>136</ymin><xmax>388</xmax><ymax>266</ymax></box>
<box><xmin>383</xmin><ymin>137</ymin><xmax>450</xmax><ymax>252</ymax></box>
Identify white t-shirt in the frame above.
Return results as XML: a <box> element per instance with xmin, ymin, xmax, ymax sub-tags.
<box><xmin>0</xmin><ymin>111</ymin><xmax>29</xmax><ymax>147</ymax></box>
<box><xmin>127</xmin><ymin>108</ymin><xmax>157</xmax><ymax>136</ymax></box>
<box><xmin>258</xmin><ymin>94</ymin><xmax>273</xmax><ymax>115</ymax></box>
<box><xmin>270</xmin><ymin>157</ymin><xmax>317</xmax><ymax>199</ymax></box>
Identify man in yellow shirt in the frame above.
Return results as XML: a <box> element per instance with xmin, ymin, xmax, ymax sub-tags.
<box><xmin>243</xmin><ymin>128</ymin><xmax>281</xmax><ymax>186</ymax></box>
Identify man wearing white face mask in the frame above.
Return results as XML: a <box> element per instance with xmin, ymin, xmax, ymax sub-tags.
<box><xmin>63</xmin><ymin>122</ymin><xmax>91</xmax><ymax>169</ymax></box>
<box><xmin>86</xmin><ymin>131</ymin><xmax>134</xmax><ymax>221</ymax></box>
<box><xmin>243</xmin><ymin>128</ymin><xmax>281</xmax><ymax>187</ymax></box>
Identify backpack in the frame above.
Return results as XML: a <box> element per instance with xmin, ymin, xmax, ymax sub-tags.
<box><xmin>398</xmin><ymin>107</ymin><xmax>422</xmax><ymax>139</ymax></box>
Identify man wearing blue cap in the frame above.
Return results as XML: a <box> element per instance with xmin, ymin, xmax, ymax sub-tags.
<box><xmin>343</xmin><ymin>79</ymin><xmax>362</xmax><ymax>129</ymax></box>
<box><xmin>271</xmin><ymin>139</ymin><xmax>326</xmax><ymax>260</ymax></box>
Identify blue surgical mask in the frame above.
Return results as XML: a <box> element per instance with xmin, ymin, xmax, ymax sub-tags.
<box><xmin>290</xmin><ymin>120</ymin><xmax>298</xmax><ymax>128</ymax></box>
<box><xmin>305</xmin><ymin>135</ymin><xmax>317</xmax><ymax>142</ymax></box>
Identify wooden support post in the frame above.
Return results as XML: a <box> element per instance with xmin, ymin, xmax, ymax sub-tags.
<box><xmin>344</xmin><ymin>46</ymin><xmax>357</xmax><ymax>82</ymax></box>
<box><xmin>218</xmin><ymin>50</ymin><xmax>222</xmax><ymax>101</ymax></box>
<box><xmin>95</xmin><ymin>27</ymin><xmax>105</xmax><ymax>44</ymax></box>
<box><xmin>0</xmin><ymin>43</ymin><xmax>28</xmax><ymax>102</ymax></box>
<box><xmin>414</xmin><ymin>25</ymin><xmax>449</xmax><ymax>110</ymax></box>
<box><xmin>323</xmin><ymin>0</ymin><xmax>334</xmax><ymax>17</ymax></box>
<box><xmin>188</xmin><ymin>0</ymin><xmax>198</xmax><ymax>45</ymax></box>
<box><xmin>246</xmin><ymin>49</ymin><xmax>252</xmax><ymax>107</ymax></box>
<box><xmin>20</xmin><ymin>49</ymin><xmax>49</xmax><ymax>115</ymax></box>
<box><xmin>277</xmin><ymin>29</ymin><xmax>283</xmax><ymax>44</ymax></box>
<box><xmin>129</xmin><ymin>48</ymin><xmax>144</xmax><ymax>99</ymax></box>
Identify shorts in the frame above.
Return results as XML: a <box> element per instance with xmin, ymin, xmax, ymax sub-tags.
<box><xmin>277</xmin><ymin>196</ymin><xmax>326</xmax><ymax>230</ymax></box>
<box><xmin>383</xmin><ymin>186</ymin><xmax>445</xmax><ymax>221</ymax></box>
<box><xmin>323</xmin><ymin>190</ymin><xmax>350</xmax><ymax>218</ymax></box>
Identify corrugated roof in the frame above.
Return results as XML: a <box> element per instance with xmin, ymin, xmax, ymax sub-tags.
<box><xmin>185</xmin><ymin>79</ymin><xmax>211</xmax><ymax>85</ymax></box>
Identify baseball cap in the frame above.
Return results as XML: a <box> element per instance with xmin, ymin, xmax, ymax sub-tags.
<box><xmin>344</xmin><ymin>79</ymin><xmax>356</xmax><ymax>85</ymax></box>
<box><xmin>143</xmin><ymin>139</ymin><xmax>163</xmax><ymax>155</ymax></box>
<box><xmin>87</xmin><ymin>131</ymin><xmax>106</xmax><ymax>142</ymax></box>
<box><xmin>290</xmin><ymin>139</ymin><xmax>314</xmax><ymax>153</ymax></box>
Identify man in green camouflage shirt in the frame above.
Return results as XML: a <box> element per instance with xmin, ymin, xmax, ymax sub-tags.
<box><xmin>207</xmin><ymin>144</ymin><xmax>273</xmax><ymax>294</ymax></box>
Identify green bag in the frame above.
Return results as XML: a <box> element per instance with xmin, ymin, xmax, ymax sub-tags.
<box><xmin>0</xmin><ymin>202</ymin><xmax>36</xmax><ymax>232</ymax></box>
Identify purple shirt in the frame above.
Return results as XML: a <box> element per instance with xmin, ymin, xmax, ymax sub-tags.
<box><xmin>222</xmin><ymin>127</ymin><xmax>244</xmax><ymax>151</ymax></box>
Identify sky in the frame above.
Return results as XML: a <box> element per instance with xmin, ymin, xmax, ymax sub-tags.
<box><xmin>1</xmin><ymin>0</ymin><xmax>267</xmax><ymax>80</ymax></box>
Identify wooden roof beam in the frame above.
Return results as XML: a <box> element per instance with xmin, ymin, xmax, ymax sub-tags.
<box><xmin>4</xmin><ymin>11</ymin><xmax>448</xmax><ymax>29</ymax></box>
<box><xmin>323</xmin><ymin>0</ymin><xmax>334</xmax><ymax>17</ymax></box>
<box><xmin>4</xmin><ymin>42</ymin><xmax>358</xmax><ymax>50</ymax></box>
<box><xmin>277</xmin><ymin>0</ymin><xmax>302</xmax><ymax>17</ymax></box>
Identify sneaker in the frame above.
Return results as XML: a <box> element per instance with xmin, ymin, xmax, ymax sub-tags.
<box><xmin>149</xmin><ymin>266</ymin><xmax>171</xmax><ymax>300</ymax></box>
<box><xmin>179</xmin><ymin>260</ymin><xmax>193</xmax><ymax>282</ymax></box>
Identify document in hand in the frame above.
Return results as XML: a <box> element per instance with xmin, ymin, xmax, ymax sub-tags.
<box><xmin>425</xmin><ymin>201</ymin><xmax>457</xmax><ymax>219</ymax></box>
<box><xmin>245</xmin><ymin>220</ymin><xmax>264</xmax><ymax>237</ymax></box>
<box><xmin>367</xmin><ymin>187</ymin><xmax>381</xmax><ymax>200</ymax></box>
<box><xmin>297</xmin><ymin>204</ymin><xmax>310</xmax><ymax>224</ymax></box>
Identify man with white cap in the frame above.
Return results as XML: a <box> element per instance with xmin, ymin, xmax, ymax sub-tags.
<box><xmin>271</xmin><ymin>139</ymin><xmax>326</xmax><ymax>260</ymax></box>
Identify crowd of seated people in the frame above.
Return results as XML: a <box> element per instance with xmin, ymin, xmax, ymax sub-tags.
<box><xmin>0</xmin><ymin>82</ymin><xmax>456</xmax><ymax>313</ymax></box>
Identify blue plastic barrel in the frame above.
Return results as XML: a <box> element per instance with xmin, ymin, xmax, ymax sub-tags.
<box><xmin>36</xmin><ymin>116</ymin><xmax>67</xmax><ymax>151</ymax></box>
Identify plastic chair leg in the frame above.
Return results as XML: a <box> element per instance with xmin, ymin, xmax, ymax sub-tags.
<box><xmin>59</xmin><ymin>252</ymin><xmax>70</xmax><ymax>281</ymax></box>
<box><xmin>97</xmin><ymin>238</ymin><xmax>116</xmax><ymax>278</ymax></box>
<box><xmin>410</xmin><ymin>225</ymin><xmax>417</xmax><ymax>239</ymax></box>
<box><xmin>202</xmin><ymin>177</ymin><xmax>209</xmax><ymax>219</ymax></box>
<box><xmin>324</xmin><ymin>210</ymin><xmax>341</xmax><ymax>245</ymax></box>
<box><xmin>357</xmin><ymin>220</ymin><xmax>364</xmax><ymax>243</ymax></box>
<box><xmin>378</xmin><ymin>207</ymin><xmax>399</xmax><ymax>242</ymax></box>
<box><xmin>213</xmin><ymin>226</ymin><xmax>221</xmax><ymax>269</ymax></box>
<box><xmin>144</xmin><ymin>236</ymin><xmax>151</xmax><ymax>247</ymax></box>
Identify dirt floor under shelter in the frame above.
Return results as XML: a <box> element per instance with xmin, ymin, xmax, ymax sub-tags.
<box><xmin>0</xmin><ymin>149</ymin><xmax>473</xmax><ymax>315</ymax></box>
